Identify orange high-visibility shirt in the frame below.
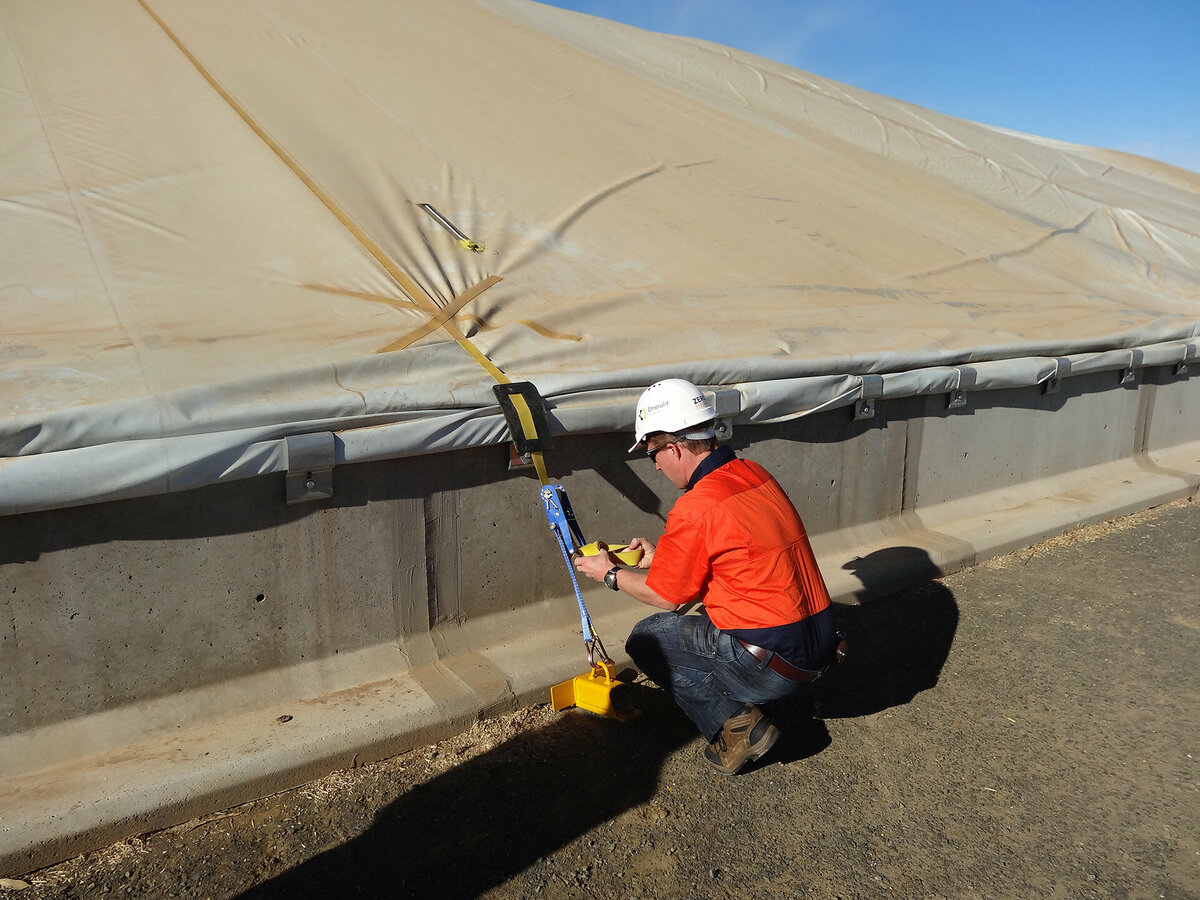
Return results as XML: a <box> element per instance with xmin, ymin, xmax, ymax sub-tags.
<box><xmin>645</xmin><ymin>458</ymin><xmax>830</xmax><ymax>630</ymax></box>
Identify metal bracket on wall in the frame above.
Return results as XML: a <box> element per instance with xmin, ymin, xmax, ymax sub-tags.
<box><xmin>948</xmin><ymin>366</ymin><xmax>976</xmax><ymax>410</ymax></box>
<box><xmin>1177</xmin><ymin>343</ymin><xmax>1197</xmax><ymax>377</ymax></box>
<box><xmin>1043</xmin><ymin>358</ymin><xmax>1070</xmax><ymax>395</ymax></box>
<box><xmin>493</xmin><ymin>381</ymin><xmax>553</xmax><ymax>472</ymax></box>
<box><xmin>1120</xmin><ymin>349</ymin><xmax>1142</xmax><ymax>385</ymax></box>
<box><xmin>854</xmin><ymin>374</ymin><xmax>883</xmax><ymax>420</ymax></box>
<box><xmin>704</xmin><ymin>389</ymin><xmax>742</xmax><ymax>442</ymax></box>
<box><xmin>285</xmin><ymin>432</ymin><xmax>336</xmax><ymax>504</ymax></box>
<box><xmin>508</xmin><ymin>444</ymin><xmax>536</xmax><ymax>471</ymax></box>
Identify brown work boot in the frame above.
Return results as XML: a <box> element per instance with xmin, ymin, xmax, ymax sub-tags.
<box><xmin>702</xmin><ymin>704</ymin><xmax>780</xmax><ymax>775</ymax></box>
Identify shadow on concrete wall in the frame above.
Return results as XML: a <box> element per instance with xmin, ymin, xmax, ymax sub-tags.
<box><xmin>240</xmin><ymin>547</ymin><xmax>958</xmax><ymax>899</ymax></box>
<box><xmin>0</xmin><ymin>442</ymin><xmax>506</xmax><ymax>564</ymax></box>
<box><xmin>3</xmin><ymin>365</ymin><xmax>1166</xmax><ymax>565</ymax></box>
<box><xmin>0</xmin><ymin>431</ymin><xmax>664</xmax><ymax>565</ymax></box>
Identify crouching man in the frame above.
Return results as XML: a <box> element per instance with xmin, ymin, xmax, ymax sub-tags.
<box><xmin>575</xmin><ymin>378</ymin><xmax>839</xmax><ymax>775</ymax></box>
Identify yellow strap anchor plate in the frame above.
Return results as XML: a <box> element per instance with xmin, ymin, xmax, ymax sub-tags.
<box><xmin>550</xmin><ymin>659</ymin><xmax>636</xmax><ymax>721</ymax></box>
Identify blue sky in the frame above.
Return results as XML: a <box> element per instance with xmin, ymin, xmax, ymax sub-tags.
<box><xmin>541</xmin><ymin>1</ymin><xmax>1200</xmax><ymax>173</ymax></box>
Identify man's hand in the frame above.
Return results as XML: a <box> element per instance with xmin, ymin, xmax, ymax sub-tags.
<box><xmin>573</xmin><ymin>543</ymin><xmax>677</xmax><ymax>611</ymax></box>
<box><xmin>626</xmin><ymin>537</ymin><xmax>655</xmax><ymax>569</ymax></box>
<box><xmin>574</xmin><ymin>549</ymin><xmax>619</xmax><ymax>583</ymax></box>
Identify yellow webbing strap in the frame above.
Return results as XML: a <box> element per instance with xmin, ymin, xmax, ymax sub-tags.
<box><xmin>301</xmin><ymin>283</ymin><xmax>581</xmax><ymax>346</ymax></box>
<box><xmin>135</xmin><ymin>0</ymin><xmax>435</xmax><ymax>318</ymax></box>
<box><xmin>505</xmin><ymin>401</ymin><xmax>550</xmax><ymax>485</ymax></box>
<box><xmin>376</xmin><ymin>275</ymin><xmax>502</xmax><ymax>355</ymax></box>
<box><xmin>138</xmin><ymin>0</ymin><xmax>551</xmax><ymax>484</ymax></box>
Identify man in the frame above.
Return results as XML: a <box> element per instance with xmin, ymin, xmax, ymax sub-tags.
<box><xmin>575</xmin><ymin>378</ymin><xmax>838</xmax><ymax>775</ymax></box>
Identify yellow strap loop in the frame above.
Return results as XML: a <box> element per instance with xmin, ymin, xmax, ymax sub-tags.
<box><xmin>507</xmin><ymin>393</ymin><xmax>551</xmax><ymax>485</ymax></box>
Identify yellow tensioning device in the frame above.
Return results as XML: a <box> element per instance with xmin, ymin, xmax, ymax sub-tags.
<box><xmin>552</xmin><ymin>544</ymin><xmax>641</xmax><ymax>719</ymax></box>
<box><xmin>491</xmin><ymin>383</ymin><xmax>637</xmax><ymax>720</ymax></box>
<box><xmin>140</xmin><ymin>1</ymin><xmax>633</xmax><ymax>722</ymax></box>
<box><xmin>538</xmin><ymin>483</ymin><xmax>637</xmax><ymax>721</ymax></box>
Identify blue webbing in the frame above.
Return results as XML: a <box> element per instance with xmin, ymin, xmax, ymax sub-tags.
<box><xmin>540</xmin><ymin>484</ymin><xmax>597</xmax><ymax>645</ymax></box>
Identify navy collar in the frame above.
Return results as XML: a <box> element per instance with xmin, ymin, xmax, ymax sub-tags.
<box><xmin>686</xmin><ymin>444</ymin><xmax>737</xmax><ymax>490</ymax></box>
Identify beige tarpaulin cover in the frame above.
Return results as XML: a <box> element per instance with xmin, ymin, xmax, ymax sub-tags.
<box><xmin>2</xmin><ymin>0</ymin><xmax>1198</xmax><ymax>513</ymax></box>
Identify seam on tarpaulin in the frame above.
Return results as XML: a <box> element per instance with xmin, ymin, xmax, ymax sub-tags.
<box><xmin>900</xmin><ymin>212</ymin><xmax>1095</xmax><ymax>281</ymax></box>
<box><xmin>496</xmin><ymin>162</ymin><xmax>667</xmax><ymax>276</ymax></box>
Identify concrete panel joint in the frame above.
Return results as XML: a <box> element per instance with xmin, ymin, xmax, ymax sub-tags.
<box><xmin>285</xmin><ymin>432</ymin><xmax>336</xmax><ymax>503</ymax></box>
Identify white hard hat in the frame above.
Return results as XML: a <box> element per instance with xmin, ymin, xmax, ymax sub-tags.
<box><xmin>629</xmin><ymin>378</ymin><xmax>717</xmax><ymax>452</ymax></box>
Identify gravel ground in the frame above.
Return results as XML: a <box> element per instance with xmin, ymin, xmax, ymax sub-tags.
<box><xmin>7</xmin><ymin>498</ymin><xmax>1198</xmax><ymax>899</ymax></box>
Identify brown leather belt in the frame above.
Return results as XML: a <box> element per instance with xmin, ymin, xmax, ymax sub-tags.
<box><xmin>736</xmin><ymin>638</ymin><xmax>820</xmax><ymax>683</ymax></box>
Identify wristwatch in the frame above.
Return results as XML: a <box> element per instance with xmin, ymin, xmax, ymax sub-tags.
<box><xmin>603</xmin><ymin>565</ymin><xmax>621</xmax><ymax>591</ymax></box>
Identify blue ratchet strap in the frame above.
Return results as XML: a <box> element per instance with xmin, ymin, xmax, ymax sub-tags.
<box><xmin>540</xmin><ymin>484</ymin><xmax>605</xmax><ymax>664</ymax></box>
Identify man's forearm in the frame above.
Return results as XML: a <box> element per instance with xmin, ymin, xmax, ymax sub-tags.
<box><xmin>611</xmin><ymin>567</ymin><xmax>680</xmax><ymax>611</ymax></box>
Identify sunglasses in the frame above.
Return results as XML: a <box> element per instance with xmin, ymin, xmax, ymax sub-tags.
<box><xmin>647</xmin><ymin>441</ymin><xmax>676</xmax><ymax>462</ymax></box>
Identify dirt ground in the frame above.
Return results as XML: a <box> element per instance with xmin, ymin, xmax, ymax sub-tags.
<box><xmin>7</xmin><ymin>498</ymin><xmax>1199</xmax><ymax>899</ymax></box>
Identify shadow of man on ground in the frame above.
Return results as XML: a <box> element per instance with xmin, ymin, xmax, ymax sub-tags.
<box><xmin>766</xmin><ymin>546</ymin><xmax>959</xmax><ymax>759</ymax></box>
<box><xmin>243</xmin><ymin>547</ymin><xmax>957</xmax><ymax>896</ymax></box>
<box><xmin>240</xmin><ymin>685</ymin><xmax>692</xmax><ymax>900</ymax></box>
<box><xmin>815</xmin><ymin>547</ymin><xmax>959</xmax><ymax>719</ymax></box>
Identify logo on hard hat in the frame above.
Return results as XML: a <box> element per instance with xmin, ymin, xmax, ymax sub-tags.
<box><xmin>640</xmin><ymin>400</ymin><xmax>670</xmax><ymax>419</ymax></box>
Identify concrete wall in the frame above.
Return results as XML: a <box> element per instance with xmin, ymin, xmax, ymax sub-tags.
<box><xmin>2</xmin><ymin>365</ymin><xmax>1198</xmax><ymax>873</ymax></box>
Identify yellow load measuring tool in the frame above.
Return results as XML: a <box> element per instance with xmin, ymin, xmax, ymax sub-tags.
<box><xmin>539</xmin><ymin>485</ymin><xmax>638</xmax><ymax>720</ymax></box>
<box><xmin>492</xmin><ymin>382</ymin><xmax>637</xmax><ymax>721</ymax></box>
<box><xmin>549</xmin><ymin>540</ymin><xmax>642</xmax><ymax>718</ymax></box>
<box><xmin>550</xmin><ymin>657</ymin><xmax>622</xmax><ymax>718</ymax></box>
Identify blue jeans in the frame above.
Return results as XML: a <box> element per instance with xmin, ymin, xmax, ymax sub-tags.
<box><xmin>626</xmin><ymin>611</ymin><xmax>809</xmax><ymax>741</ymax></box>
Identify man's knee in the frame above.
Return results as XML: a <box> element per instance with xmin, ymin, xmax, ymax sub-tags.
<box><xmin>626</xmin><ymin>613</ymin><xmax>672</xmax><ymax>668</ymax></box>
<box><xmin>625</xmin><ymin>614</ymin><xmax>657</xmax><ymax>656</ymax></box>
